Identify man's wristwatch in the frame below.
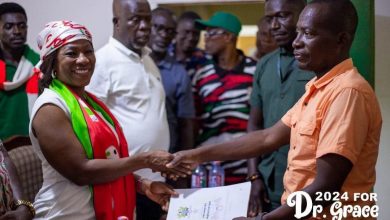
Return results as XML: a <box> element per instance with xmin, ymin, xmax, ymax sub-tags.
<box><xmin>14</xmin><ymin>199</ymin><xmax>36</xmax><ymax>217</ymax></box>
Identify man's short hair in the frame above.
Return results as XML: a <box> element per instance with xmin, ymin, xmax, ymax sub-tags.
<box><xmin>152</xmin><ymin>7</ymin><xmax>176</xmax><ymax>21</ymax></box>
<box><xmin>178</xmin><ymin>11</ymin><xmax>201</xmax><ymax>23</ymax></box>
<box><xmin>0</xmin><ymin>2</ymin><xmax>27</xmax><ymax>20</ymax></box>
<box><xmin>309</xmin><ymin>0</ymin><xmax>358</xmax><ymax>37</ymax></box>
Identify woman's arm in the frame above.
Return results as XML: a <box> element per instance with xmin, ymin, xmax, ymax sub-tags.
<box><xmin>32</xmin><ymin>104</ymin><xmax>187</xmax><ymax>186</ymax></box>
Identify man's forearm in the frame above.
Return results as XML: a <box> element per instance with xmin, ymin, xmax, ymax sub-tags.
<box><xmin>195</xmin><ymin>129</ymin><xmax>280</xmax><ymax>163</ymax></box>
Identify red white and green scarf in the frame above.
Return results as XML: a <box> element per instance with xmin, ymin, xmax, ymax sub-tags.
<box><xmin>0</xmin><ymin>45</ymin><xmax>39</xmax><ymax>139</ymax></box>
<box><xmin>49</xmin><ymin>79</ymin><xmax>136</xmax><ymax>220</ymax></box>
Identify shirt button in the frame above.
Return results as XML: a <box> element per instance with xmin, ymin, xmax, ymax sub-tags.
<box><xmin>280</xmin><ymin>94</ymin><xmax>284</xmax><ymax>99</ymax></box>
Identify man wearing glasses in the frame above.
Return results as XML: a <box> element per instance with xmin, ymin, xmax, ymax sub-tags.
<box><xmin>149</xmin><ymin>7</ymin><xmax>195</xmax><ymax>162</ymax></box>
<box><xmin>192</xmin><ymin>12</ymin><xmax>257</xmax><ymax>185</ymax></box>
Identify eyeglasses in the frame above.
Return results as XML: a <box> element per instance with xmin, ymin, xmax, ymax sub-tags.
<box><xmin>204</xmin><ymin>29</ymin><xmax>227</xmax><ymax>38</ymax></box>
<box><xmin>153</xmin><ymin>24</ymin><xmax>176</xmax><ymax>36</ymax></box>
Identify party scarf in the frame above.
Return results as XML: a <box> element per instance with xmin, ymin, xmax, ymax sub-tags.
<box><xmin>0</xmin><ymin>45</ymin><xmax>39</xmax><ymax>139</ymax></box>
<box><xmin>49</xmin><ymin>79</ymin><xmax>135</xmax><ymax>220</ymax></box>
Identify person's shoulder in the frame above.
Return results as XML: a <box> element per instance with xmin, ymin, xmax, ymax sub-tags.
<box><xmin>33</xmin><ymin>89</ymin><xmax>69</xmax><ymax>115</ymax></box>
<box><xmin>258</xmin><ymin>48</ymin><xmax>279</xmax><ymax>64</ymax></box>
<box><xmin>36</xmin><ymin>89</ymin><xmax>63</xmax><ymax>103</ymax></box>
<box><xmin>196</xmin><ymin>58</ymin><xmax>214</xmax><ymax>74</ymax></box>
<box><xmin>253</xmin><ymin>49</ymin><xmax>280</xmax><ymax>77</ymax></box>
<box><xmin>95</xmin><ymin>42</ymin><xmax>114</xmax><ymax>59</ymax></box>
<box><xmin>338</xmin><ymin>67</ymin><xmax>374</xmax><ymax>93</ymax></box>
<box><xmin>242</xmin><ymin>55</ymin><xmax>258</xmax><ymax>75</ymax></box>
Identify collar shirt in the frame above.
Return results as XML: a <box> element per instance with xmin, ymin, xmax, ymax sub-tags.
<box><xmin>281</xmin><ymin>59</ymin><xmax>382</xmax><ymax>218</ymax></box>
<box><xmin>86</xmin><ymin>37</ymin><xmax>169</xmax><ymax>181</ymax></box>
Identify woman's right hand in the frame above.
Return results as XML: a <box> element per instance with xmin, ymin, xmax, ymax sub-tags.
<box><xmin>247</xmin><ymin>178</ymin><xmax>270</xmax><ymax>217</ymax></box>
<box><xmin>144</xmin><ymin>150</ymin><xmax>192</xmax><ymax>179</ymax></box>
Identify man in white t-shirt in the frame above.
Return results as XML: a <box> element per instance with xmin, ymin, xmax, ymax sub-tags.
<box><xmin>86</xmin><ymin>0</ymin><xmax>169</xmax><ymax>219</ymax></box>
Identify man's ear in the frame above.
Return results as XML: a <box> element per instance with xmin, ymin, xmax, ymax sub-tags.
<box><xmin>113</xmin><ymin>17</ymin><xmax>118</xmax><ymax>25</ymax></box>
<box><xmin>337</xmin><ymin>31</ymin><xmax>352</xmax><ymax>48</ymax></box>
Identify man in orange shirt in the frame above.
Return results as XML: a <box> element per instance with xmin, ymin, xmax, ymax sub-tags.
<box><xmin>167</xmin><ymin>0</ymin><xmax>382</xmax><ymax>219</ymax></box>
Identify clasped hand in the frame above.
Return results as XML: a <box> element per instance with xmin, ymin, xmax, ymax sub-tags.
<box><xmin>145</xmin><ymin>149</ymin><xmax>200</xmax><ymax>180</ymax></box>
<box><xmin>145</xmin><ymin>150</ymin><xmax>196</xmax><ymax>180</ymax></box>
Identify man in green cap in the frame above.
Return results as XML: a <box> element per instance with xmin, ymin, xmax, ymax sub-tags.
<box><xmin>192</xmin><ymin>12</ymin><xmax>257</xmax><ymax>185</ymax></box>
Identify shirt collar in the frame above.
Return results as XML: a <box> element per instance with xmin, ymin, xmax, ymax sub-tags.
<box><xmin>158</xmin><ymin>54</ymin><xmax>175</xmax><ymax>70</ymax></box>
<box><xmin>279</xmin><ymin>47</ymin><xmax>293</xmax><ymax>56</ymax></box>
<box><xmin>311</xmin><ymin>58</ymin><xmax>354</xmax><ymax>89</ymax></box>
<box><xmin>109</xmin><ymin>37</ymin><xmax>151</xmax><ymax>59</ymax></box>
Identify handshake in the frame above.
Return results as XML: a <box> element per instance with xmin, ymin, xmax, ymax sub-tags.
<box><xmin>142</xmin><ymin>149</ymin><xmax>200</xmax><ymax>180</ymax></box>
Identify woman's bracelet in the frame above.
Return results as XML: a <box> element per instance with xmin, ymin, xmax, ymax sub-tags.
<box><xmin>246</xmin><ymin>173</ymin><xmax>261</xmax><ymax>182</ymax></box>
<box><xmin>14</xmin><ymin>199</ymin><xmax>35</xmax><ymax>217</ymax></box>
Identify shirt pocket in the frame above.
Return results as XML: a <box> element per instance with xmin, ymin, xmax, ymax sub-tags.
<box><xmin>295</xmin><ymin>120</ymin><xmax>318</xmax><ymax>162</ymax></box>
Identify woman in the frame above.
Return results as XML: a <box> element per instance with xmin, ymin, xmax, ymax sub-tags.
<box><xmin>29</xmin><ymin>21</ymin><xmax>187</xmax><ymax>220</ymax></box>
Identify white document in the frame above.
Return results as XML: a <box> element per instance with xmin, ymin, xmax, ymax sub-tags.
<box><xmin>167</xmin><ymin>182</ymin><xmax>251</xmax><ymax>220</ymax></box>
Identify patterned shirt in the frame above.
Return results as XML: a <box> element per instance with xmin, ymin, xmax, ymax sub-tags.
<box><xmin>193</xmin><ymin>51</ymin><xmax>256</xmax><ymax>183</ymax></box>
<box><xmin>0</xmin><ymin>148</ymin><xmax>13</xmax><ymax>215</ymax></box>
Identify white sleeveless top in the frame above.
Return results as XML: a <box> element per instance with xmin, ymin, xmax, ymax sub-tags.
<box><xmin>29</xmin><ymin>89</ymin><xmax>95</xmax><ymax>220</ymax></box>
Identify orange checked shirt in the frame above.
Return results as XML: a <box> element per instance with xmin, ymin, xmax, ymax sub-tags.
<box><xmin>281</xmin><ymin>59</ymin><xmax>382</xmax><ymax>217</ymax></box>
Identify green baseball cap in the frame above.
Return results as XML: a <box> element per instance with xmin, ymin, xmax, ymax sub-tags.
<box><xmin>195</xmin><ymin>12</ymin><xmax>242</xmax><ymax>36</ymax></box>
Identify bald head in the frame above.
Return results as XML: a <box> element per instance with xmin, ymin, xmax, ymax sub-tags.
<box><xmin>265</xmin><ymin>0</ymin><xmax>306</xmax><ymax>14</ymax></box>
<box><xmin>308</xmin><ymin>0</ymin><xmax>358</xmax><ymax>39</ymax></box>
<box><xmin>112</xmin><ymin>0</ymin><xmax>151</xmax><ymax>54</ymax></box>
<box><xmin>113</xmin><ymin>0</ymin><xmax>148</xmax><ymax>20</ymax></box>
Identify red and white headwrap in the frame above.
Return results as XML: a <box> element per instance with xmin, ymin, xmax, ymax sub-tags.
<box><xmin>36</xmin><ymin>20</ymin><xmax>92</xmax><ymax>68</ymax></box>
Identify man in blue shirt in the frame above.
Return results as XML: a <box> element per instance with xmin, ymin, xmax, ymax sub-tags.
<box><xmin>149</xmin><ymin>7</ymin><xmax>195</xmax><ymax>154</ymax></box>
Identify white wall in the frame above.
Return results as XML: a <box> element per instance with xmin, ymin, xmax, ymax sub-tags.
<box><xmin>375</xmin><ymin>0</ymin><xmax>390</xmax><ymax>219</ymax></box>
<box><xmin>6</xmin><ymin>0</ymin><xmax>113</xmax><ymax>52</ymax></box>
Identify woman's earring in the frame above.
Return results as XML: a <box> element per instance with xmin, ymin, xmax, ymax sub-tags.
<box><xmin>51</xmin><ymin>71</ymin><xmax>56</xmax><ymax>79</ymax></box>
